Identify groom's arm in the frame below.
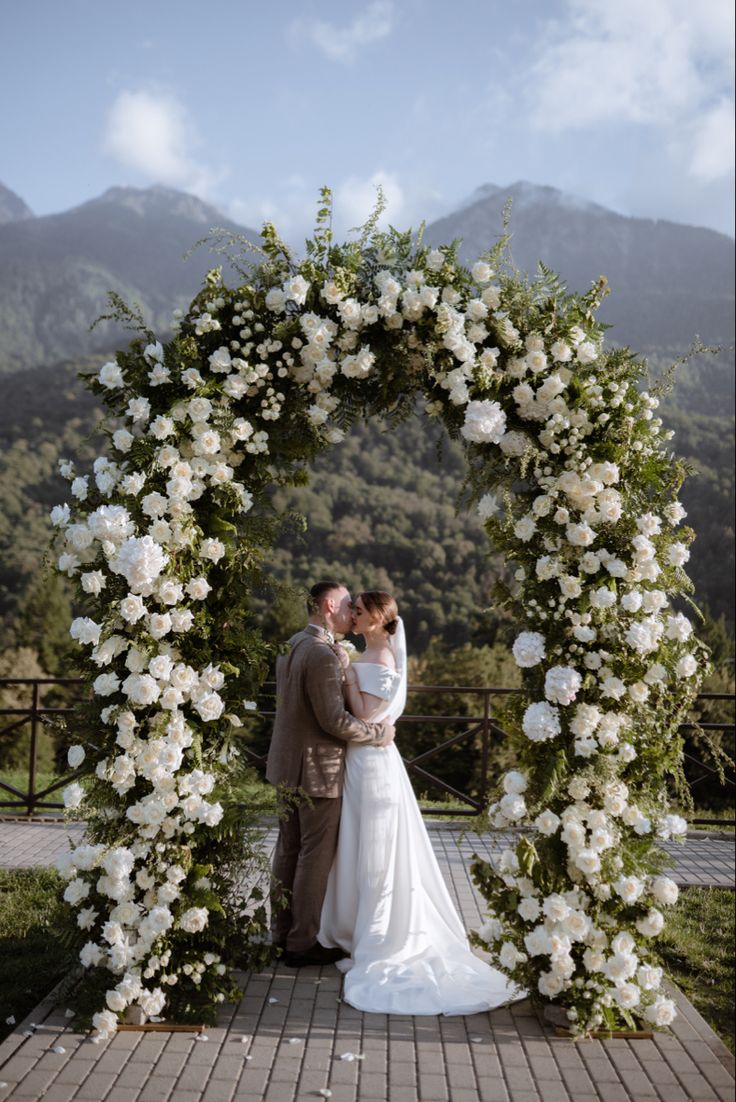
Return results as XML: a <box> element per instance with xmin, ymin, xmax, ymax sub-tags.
<box><xmin>306</xmin><ymin>648</ymin><xmax>394</xmax><ymax>747</ymax></box>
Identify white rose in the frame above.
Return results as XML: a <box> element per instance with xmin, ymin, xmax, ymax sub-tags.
<box><xmin>64</xmin><ymin>878</ymin><xmax>91</xmax><ymax>906</ymax></box>
<box><xmin>601</xmin><ymin>675</ymin><xmax>626</xmax><ymax>700</ymax></box>
<box><xmin>651</xmin><ymin>876</ymin><xmax>679</xmax><ymax>906</ymax></box>
<box><xmin>675</xmin><ymin>654</ymin><xmax>697</xmax><ymax>678</ymax></box>
<box><xmin>570</xmin><ymin>704</ymin><xmax>601</xmax><ymax>738</ymax></box>
<box><xmin>71</xmin><ymin>476</ymin><xmax>88</xmax><ymax>500</ymax></box>
<box><xmin>590</xmin><ymin>587</ymin><xmax>616</xmax><ymax>609</ymax></box>
<box><xmin>122</xmin><ymin>673</ymin><xmax>161</xmax><ymax>707</ymax></box>
<box><xmin>63</xmin><ymin>782</ymin><xmax>85</xmax><ymax>808</ymax></box>
<box><xmin>265</xmin><ymin>287</ymin><xmax>286</xmax><ymax>313</ymax></box>
<box><xmin>194</xmin><ymin>692</ymin><xmax>225</xmax><ymax>722</ymax></box>
<box><xmin>70</xmin><ymin>617</ymin><xmax>103</xmax><ymax>647</ymax></box>
<box><xmin>499</xmin><ymin>793</ymin><xmax>526</xmax><ymax>820</ymax></box>
<box><xmin>614</xmin><ymin>984</ymin><xmax>641</xmax><ymax>1010</ymax></box>
<box><xmin>667</xmin><ymin>542</ymin><xmax>690</xmax><ymax>567</ymax></box>
<box><xmin>156</xmin><ymin>580</ymin><xmax>183</xmax><ymax>607</ymax></box>
<box><xmin>513</xmin><ymin>515</ymin><xmax>537</xmax><ymax>542</ymax></box>
<box><xmin>643</xmin><ymin>996</ymin><xmax>676</xmax><ymax>1026</ymax></box>
<box><xmin>80</xmin><ymin>941</ymin><xmax>105</xmax><ymax>968</ymax></box>
<box><xmin>636</xmin><ymin>909</ymin><xmax>665</xmax><ymax>937</ymax></box>
<box><xmin>576</xmin><ymin>341</ymin><xmax>598</xmax><ymax>364</ymax></box>
<box><xmin>171</xmin><ymin>609</ymin><xmax>194</xmax><ymax>633</ymax></box>
<box><xmin>149</xmin><ymin>613</ymin><xmax>172</xmax><ymax>640</ymax></box>
<box><xmin>99</xmin><ymin>361</ymin><xmax>123</xmax><ymax>388</ymax></box>
<box><xmin>550</xmin><ymin>340</ymin><xmax>572</xmax><ymax>362</ymax></box>
<box><xmin>285</xmin><ymin>275</ymin><xmax>310</xmax><ymax>305</ymax></box>
<box><xmin>106</xmin><ymin>989</ymin><xmax>127</xmax><ymax>1013</ymax></box>
<box><xmin>477</xmin><ymin>493</ymin><xmax>500</xmax><ymax>520</ymax></box>
<box><xmin>67</xmin><ymin>745</ymin><xmax>86</xmax><ymax>769</ymax></box>
<box><xmin>119</xmin><ymin>595</ymin><xmax>146</xmax><ymax>624</ymax></box>
<box><xmin>199</xmin><ymin>538</ymin><xmax>225</xmax><ymax>563</ymax></box>
<box><xmin>664</xmin><ymin>502</ymin><xmax>687</xmax><ymax>525</ymax></box>
<box><xmin>186</xmin><ymin>576</ymin><xmax>211</xmax><ymax>600</ymax></box>
<box><xmin>126</xmin><ymin>397</ymin><xmax>151</xmax><ymax>424</ymax></box>
<box><xmin>503</xmin><ymin>770</ymin><xmax>528</xmax><ymax>795</ymax></box>
<box><xmin>498</xmin><ymin>431</ymin><xmax>528</xmax><ymax>457</ymax></box>
<box><xmin>573</xmin><ymin>849</ymin><xmax>601</xmax><ymax>876</ymax></box>
<box><xmin>665</xmin><ymin>613</ymin><xmax>693</xmax><ymax>642</ymax></box>
<box><xmin>179</xmin><ymin>907</ymin><xmax>209</xmax><ymax>933</ymax></box>
<box><xmin>637</xmin><ymin>964</ymin><xmax>663</xmax><ymax>991</ymax></box>
<box><xmin>614</xmin><ymin>875</ymin><xmax>645</xmax><ymax>904</ymax></box>
<box><xmin>534</xmin><ymin>809</ymin><xmax>561</xmax><ymax>836</ymax></box>
<box><xmin>471</xmin><ymin>260</ymin><xmax>493</xmax><ymax>283</ymax></box>
<box><xmin>558</xmin><ymin>575</ymin><xmax>583</xmax><ymax>599</ymax></box>
<box><xmin>50</xmin><ymin>503</ymin><xmax>71</xmax><ymax>527</ymax></box>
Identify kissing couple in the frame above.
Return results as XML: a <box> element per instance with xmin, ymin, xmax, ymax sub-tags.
<box><xmin>266</xmin><ymin>580</ymin><xmax>522</xmax><ymax>1016</ymax></box>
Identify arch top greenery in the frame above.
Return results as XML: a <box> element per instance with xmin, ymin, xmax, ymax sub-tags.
<box><xmin>52</xmin><ymin>187</ymin><xmax>707</xmax><ymax>1037</ymax></box>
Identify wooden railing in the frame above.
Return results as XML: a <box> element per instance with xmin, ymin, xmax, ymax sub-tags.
<box><xmin>1</xmin><ymin>677</ymin><xmax>733</xmax><ymax>823</ymax></box>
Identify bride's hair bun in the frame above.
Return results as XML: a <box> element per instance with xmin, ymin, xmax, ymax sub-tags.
<box><xmin>358</xmin><ymin>590</ymin><xmax>399</xmax><ymax>634</ymax></box>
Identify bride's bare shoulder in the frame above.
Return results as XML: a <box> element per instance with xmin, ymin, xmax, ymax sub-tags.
<box><xmin>375</xmin><ymin>646</ymin><xmax>396</xmax><ymax>671</ymax></box>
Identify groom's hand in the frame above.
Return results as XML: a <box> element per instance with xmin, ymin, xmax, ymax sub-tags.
<box><xmin>375</xmin><ymin>723</ymin><xmax>395</xmax><ymax>747</ymax></box>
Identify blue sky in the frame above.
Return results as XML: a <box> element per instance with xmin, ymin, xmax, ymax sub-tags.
<box><xmin>2</xmin><ymin>0</ymin><xmax>734</xmax><ymax>241</ymax></box>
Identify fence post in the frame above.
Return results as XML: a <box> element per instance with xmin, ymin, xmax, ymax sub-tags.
<box><xmin>479</xmin><ymin>690</ymin><xmax>490</xmax><ymax>809</ymax></box>
<box><xmin>28</xmin><ymin>681</ymin><xmax>39</xmax><ymax>816</ymax></box>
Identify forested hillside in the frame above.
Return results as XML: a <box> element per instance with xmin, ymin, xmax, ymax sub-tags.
<box><xmin>0</xmin><ymin>353</ymin><xmax>732</xmax><ymax>669</ymax></box>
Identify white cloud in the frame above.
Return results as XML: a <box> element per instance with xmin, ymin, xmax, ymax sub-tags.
<box><xmin>291</xmin><ymin>1</ymin><xmax>394</xmax><ymax>63</ymax></box>
<box><xmin>102</xmin><ymin>89</ymin><xmax>221</xmax><ymax>197</ymax></box>
<box><xmin>528</xmin><ymin>0</ymin><xmax>734</xmax><ymax>180</ymax></box>
<box><xmin>229</xmin><ymin>170</ymin><xmax>443</xmax><ymax>251</ymax></box>
<box><xmin>689</xmin><ymin>98</ymin><xmax>736</xmax><ymax>182</ymax></box>
<box><xmin>335</xmin><ymin>170</ymin><xmax>405</xmax><ymax>231</ymax></box>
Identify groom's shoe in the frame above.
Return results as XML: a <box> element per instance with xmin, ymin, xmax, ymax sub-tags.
<box><xmin>283</xmin><ymin>942</ymin><xmax>348</xmax><ymax>968</ymax></box>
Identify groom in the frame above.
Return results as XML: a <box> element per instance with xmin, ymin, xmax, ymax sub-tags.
<box><xmin>267</xmin><ymin>580</ymin><xmax>395</xmax><ymax>967</ymax></box>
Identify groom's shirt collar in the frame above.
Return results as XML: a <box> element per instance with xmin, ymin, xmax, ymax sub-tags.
<box><xmin>305</xmin><ymin>623</ymin><xmax>335</xmax><ymax>645</ymax></box>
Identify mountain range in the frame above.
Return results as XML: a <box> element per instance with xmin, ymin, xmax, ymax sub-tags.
<box><xmin>0</xmin><ymin>184</ymin><xmax>257</xmax><ymax>373</ymax></box>
<box><xmin>0</xmin><ymin>179</ymin><xmax>732</xmax><ymax>638</ymax></box>
<box><xmin>0</xmin><ymin>179</ymin><xmax>733</xmax><ymax>373</ymax></box>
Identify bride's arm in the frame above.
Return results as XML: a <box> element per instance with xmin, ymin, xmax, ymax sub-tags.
<box><xmin>342</xmin><ymin>667</ymin><xmax>384</xmax><ymax>720</ymax></box>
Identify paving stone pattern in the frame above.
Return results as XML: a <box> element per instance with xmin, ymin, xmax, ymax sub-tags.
<box><xmin>1</xmin><ymin>820</ymin><xmax>733</xmax><ymax>889</ymax></box>
<box><xmin>0</xmin><ymin>820</ymin><xmax>733</xmax><ymax>1101</ymax></box>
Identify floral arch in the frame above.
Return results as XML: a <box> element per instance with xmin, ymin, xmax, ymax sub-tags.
<box><xmin>51</xmin><ymin>191</ymin><xmax>707</xmax><ymax>1038</ymax></box>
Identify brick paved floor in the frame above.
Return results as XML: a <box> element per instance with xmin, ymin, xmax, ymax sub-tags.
<box><xmin>1</xmin><ymin>819</ymin><xmax>733</xmax><ymax>888</ymax></box>
<box><xmin>0</xmin><ymin>820</ymin><xmax>733</xmax><ymax>1101</ymax></box>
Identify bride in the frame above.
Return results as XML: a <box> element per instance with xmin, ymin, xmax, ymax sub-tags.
<box><xmin>319</xmin><ymin>590</ymin><xmax>523</xmax><ymax>1016</ymax></box>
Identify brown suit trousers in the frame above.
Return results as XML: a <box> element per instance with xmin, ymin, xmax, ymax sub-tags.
<box><xmin>267</xmin><ymin>627</ymin><xmax>385</xmax><ymax>951</ymax></box>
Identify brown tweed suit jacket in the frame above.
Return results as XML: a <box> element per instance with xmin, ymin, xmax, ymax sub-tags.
<box><xmin>266</xmin><ymin>626</ymin><xmax>385</xmax><ymax>798</ymax></box>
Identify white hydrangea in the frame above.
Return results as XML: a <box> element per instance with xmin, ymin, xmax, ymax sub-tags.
<box><xmin>111</xmin><ymin>536</ymin><xmax>167</xmax><ymax>595</ymax></box>
<box><xmin>460</xmin><ymin>400</ymin><xmax>507</xmax><ymax>444</ymax></box>
<box><xmin>512</xmin><ymin>631</ymin><xmax>546</xmax><ymax>668</ymax></box>
<box><xmin>522</xmin><ymin>702</ymin><xmax>561</xmax><ymax>742</ymax></box>
<box><xmin>544</xmin><ymin>666</ymin><xmax>582</xmax><ymax>706</ymax></box>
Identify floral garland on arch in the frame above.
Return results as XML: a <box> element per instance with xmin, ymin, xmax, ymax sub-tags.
<box><xmin>50</xmin><ymin>189</ymin><xmax>708</xmax><ymax>1038</ymax></box>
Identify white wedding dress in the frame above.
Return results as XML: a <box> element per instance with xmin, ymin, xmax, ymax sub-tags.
<box><xmin>319</xmin><ymin>619</ymin><xmax>523</xmax><ymax>1016</ymax></box>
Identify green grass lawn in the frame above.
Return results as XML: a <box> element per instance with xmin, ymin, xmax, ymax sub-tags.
<box><xmin>0</xmin><ymin>869</ymin><xmax>75</xmax><ymax>1041</ymax></box>
<box><xmin>657</xmin><ymin>887</ymin><xmax>735</xmax><ymax>1053</ymax></box>
<box><xmin>0</xmin><ymin>870</ymin><xmax>733</xmax><ymax>1052</ymax></box>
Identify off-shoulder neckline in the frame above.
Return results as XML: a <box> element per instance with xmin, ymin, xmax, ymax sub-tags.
<box><xmin>354</xmin><ymin>660</ymin><xmax>399</xmax><ymax>675</ymax></box>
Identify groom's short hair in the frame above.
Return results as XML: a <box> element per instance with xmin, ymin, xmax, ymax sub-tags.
<box><xmin>307</xmin><ymin>580</ymin><xmax>343</xmax><ymax>614</ymax></box>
